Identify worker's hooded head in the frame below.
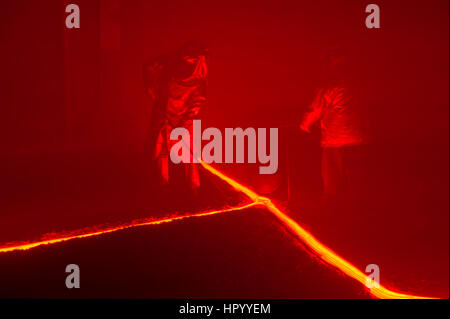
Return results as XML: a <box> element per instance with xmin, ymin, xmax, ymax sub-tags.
<box><xmin>323</xmin><ymin>44</ymin><xmax>351</xmax><ymax>86</ymax></box>
<box><xmin>174</xmin><ymin>41</ymin><xmax>208</xmax><ymax>82</ymax></box>
<box><xmin>326</xmin><ymin>45</ymin><xmax>347</xmax><ymax>72</ymax></box>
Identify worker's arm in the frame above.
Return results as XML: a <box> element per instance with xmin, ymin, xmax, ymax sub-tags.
<box><xmin>300</xmin><ymin>89</ymin><xmax>326</xmax><ymax>133</ymax></box>
<box><xmin>185</xmin><ymin>82</ymin><xmax>207</xmax><ymax>119</ymax></box>
<box><xmin>143</xmin><ymin>55</ymin><xmax>167</xmax><ymax>101</ymax></box>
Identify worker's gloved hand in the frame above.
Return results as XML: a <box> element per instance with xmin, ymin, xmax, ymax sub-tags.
<box><xmin>299</xmin><ymin>122</ymin><xmax>311</xmax><ymax>133</ymax></box>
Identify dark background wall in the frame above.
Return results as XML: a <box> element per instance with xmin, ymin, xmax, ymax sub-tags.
<box><xmin>0</xmin><ymin>0</ymin><xmax>448</xmax><ymax>153</ymax></box>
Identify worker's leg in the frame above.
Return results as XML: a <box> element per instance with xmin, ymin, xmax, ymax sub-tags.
<box><xmin>186</xmin><ymin>163</ymin><xmax>200</xmax><ymax>194</ymax></box>
<box><xmin>334</xmin><ymin>147</ymin><xmax>345</xmax><ymax>193</ymax></box>
<box><xmin>157</xmin><ymin>155</ymin><xmax>170</xmax><ymax>186</ymax></box>
<box><xmin>322</xmin><ymin>147</ymin><xmax>338</xmax><ymax>196</ymax></box>
<box><xmin>344</xmin><ymin>145</ymin><xmax>366</xmax><ymax>196</ymax></box>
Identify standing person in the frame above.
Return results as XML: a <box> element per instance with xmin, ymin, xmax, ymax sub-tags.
<box><xmin>300</xmin><ymin>46</ymin><xmax>366</xmax><ymax>201</ymax></box>
<box><xmin>143</xmin><ymin>41</ymin><xmax>208</xmax><ymax>195</ymax></box>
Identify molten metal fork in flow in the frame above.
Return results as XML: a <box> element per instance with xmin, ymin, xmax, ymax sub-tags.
<box><xmin>198</xmin><ymin>161</ymin><xmax>435</xmax><ymax>299</ymax></box>
<box><xmin>0</xmin><ymin>161</ymin><xmax>437</xmax><ymax>299</ymax></box>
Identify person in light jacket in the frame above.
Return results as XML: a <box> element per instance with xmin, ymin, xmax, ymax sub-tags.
<box><xmin>300</xmin><ymin>46</ymin><xmax>366</xmax><ymax>199</ymax></box>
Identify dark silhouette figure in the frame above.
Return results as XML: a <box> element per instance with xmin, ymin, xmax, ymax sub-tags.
<box><xmin>144</xmin><ymin>41</ymin><xmax>208</xmax><ymax>192</ymax></box>
<box><xmin>300</xmin><ymin>46</ymin><xmax>366</xmax><ymax>199</ymax></box>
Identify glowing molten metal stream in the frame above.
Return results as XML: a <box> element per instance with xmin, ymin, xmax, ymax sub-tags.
<box><xmin>199</xmin><ymin>161</ymin><xmax>434</xmax><ymax>299</ymax></box>
<box><xmin>0</xmin><ymin>158</ymin><xmax>437</xmax><ymax>299</ymax></box>
<box><xmin>0</xmin><ymin>202</ymin><xmax>257</xmax><ymax>254</ymax></box>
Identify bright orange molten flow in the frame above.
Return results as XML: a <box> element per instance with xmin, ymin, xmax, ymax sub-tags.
<box><xmin>0</xmin><ymin>202</ymin><xmax>257</xmax><ymax>254</ymax></box>
<box><xmin>199</xmin><ymin>161</ymin><xmax>435</xmax><ymax>299</ymax></box>
<box><xmin>0</xmin><ymin>160</ymin><xmax>437</xmax><ymax>299</ymax></box>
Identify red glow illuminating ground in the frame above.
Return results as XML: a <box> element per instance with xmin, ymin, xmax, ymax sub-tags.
<box><xmin>0</xmin><ymin>161</ymin><xmax>438</xmax><ymax>299</ymax></box>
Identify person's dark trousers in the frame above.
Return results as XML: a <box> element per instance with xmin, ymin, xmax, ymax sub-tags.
<box><xmin>321</xmin><ymin>145</ymin><xmax>366</xmax><ymax>200</ymax></box>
